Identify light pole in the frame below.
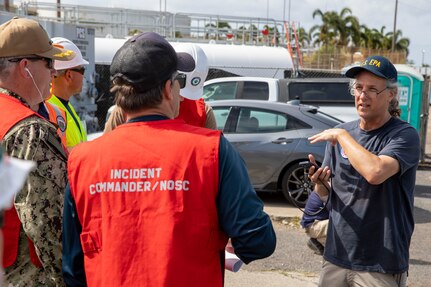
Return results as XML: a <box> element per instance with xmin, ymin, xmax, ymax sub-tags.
<box><xmin>282</xmin><ymin>0</ymin><xmax>292</xmax><ymax>24</ymax></box>
<box><xmin>422</xmin><ymin>50</ymin><xmax>426</xmax><ymax>67</ymax></box>
<box><xmin>391</xmin><ymin>0</ymin><xmax>398</xmax><ymax>52</ymax></box>
<box><xmin>288</xmin><ymin>0</ymin><xmax>291</xmax><ymax>24</ymax></box>
<box><xmin>266</xmin><ymin>0</ymin><xmax>269</xmax><ymax>26</ymax></box>
<box><xmin>282</xmin><ymin>0</ymin><xmax>291</xmax><ymax>44</ymax></box>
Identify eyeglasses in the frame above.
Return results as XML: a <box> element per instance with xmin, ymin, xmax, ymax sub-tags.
<box><xmin>8</xmin><ymin>56</ymin><xmax>54</xmax><ymax>69</ymax></box>
<box><xmin>68</xmin><ymin>67</ymin><xmax>86</xmax><ymax>75</ymax></box>
<box><xmin>350</xmin><ymin>85</ymin><xmax>388</xmax><ymax>98</ymax></box>
<box><xmin>174</xmin><ymin>73</ymin><xmax>187</xmax><ymax>89</ymax></box>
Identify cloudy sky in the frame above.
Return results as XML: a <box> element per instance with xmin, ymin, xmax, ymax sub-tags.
<box><xmin>41</xmin><ymin>0</ymin><xmax>431</xmax><ymax>66</ymax></box>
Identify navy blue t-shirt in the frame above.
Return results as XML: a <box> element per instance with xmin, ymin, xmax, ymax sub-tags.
<box><xmin>322</xmin><ymin>117</ymin><xmax>419</xmax><ymax>273</ymax></box>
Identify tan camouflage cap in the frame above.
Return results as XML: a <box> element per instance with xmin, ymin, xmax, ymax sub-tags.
<box><xmin>0</xmin><ymin>17</ymin><xmax>75</xmax><ymax>61</ymax></box>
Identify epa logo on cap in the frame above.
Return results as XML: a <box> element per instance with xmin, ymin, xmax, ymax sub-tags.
<box><xmin>191</xmin><ymin>77</ymin><xmax>201</xmax><ymax>86</ymax></box>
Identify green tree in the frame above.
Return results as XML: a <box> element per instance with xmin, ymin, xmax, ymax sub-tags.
<box><xmin>360</xmin><ymin>26</ymin><xmax>385</xmax><ymax>49</ymax></box>
<box><xmin>310</xmin><ymin>8</ymin><xmax>360</xmax><ymax>48</ymax></box>
<box><xmin>310</xmin><ymin>9</ymin><xmax>336</xmax><ymax>48</ymax></box>
<box><xmin>385</xmin><ymin>30</ymin><xmax>410</xmax><ymax>55</ymax></box>
<box><xmin>205</xmin><ymin>21</ymin><xmax>231</xmax><ymax>39</ymax></box>
<box><xmin>238</xmin><ymin>24</ymin><xmax>259</xmax><ymax>42</ymax></box>
<box><xmin>128</xmin><ymin>29</ymin><xmax>142</xmax><ymax>36</ymax></box>
<box><xmin>296</xmin><ymin>27</ymin><xmax>310</xmax><ymax>48</ymax></box>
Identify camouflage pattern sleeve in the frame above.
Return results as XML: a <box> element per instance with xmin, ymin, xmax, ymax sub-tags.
<box><xmin>3</xmin><ymin>116</ymin><xmax>67</xmax><ymax>286</ymax></box>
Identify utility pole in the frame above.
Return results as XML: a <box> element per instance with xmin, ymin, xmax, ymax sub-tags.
<box><xmin>282</xmin><ymin>0</ymin><xmax>286</xmax><ymax>41</ymax></box>
<box><xmin>288</xmin><ymin>0</ymin><xmax>291</xmax><ymax>25</ymax></box>
<box><xmin>266</xmin><ymin>0</ymin><xmax>269</xmax><ymax>26</ymax></box>
<box><xmin>164</xmin><ymin>0</ymin><xmax>167</xmax><ymax>36</ymax></box>
<box><xmin>57</xmin><ymin>0</ymin><xmax>61</xmax><ymax>19</ymax></box>
<box><xmin>159</xmin><ymin>0</ymin><xmax>162</xmax><ymax>35</ymax></box>
<box><xmin>282</xmin><ymin>0</ymin><xmax>291</xmax><ymax>23</ymax></box>
<box><xmin>282</xmin><ymin>0</ymin><xmax>291</xmax><ymax>46</ymax></box>
<box><xmin>391</xmin><ymin>0</ymin><xmax>398</xmax><ymax>52</ymax></box>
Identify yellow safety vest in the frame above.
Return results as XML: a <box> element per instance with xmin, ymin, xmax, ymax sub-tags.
<box><xmin>45</xmin><ymin>102</ymin><xmax>68</xmax><ymax>150</ymax></box>
<box><xmin>48</xmin><ymin>94</ymin><xmax>87</xmax><ymax>149</ymax></box>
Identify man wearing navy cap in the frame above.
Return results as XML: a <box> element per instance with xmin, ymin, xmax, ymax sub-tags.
<box><xmin>307</xmin><ymin>55</ymin><xmax>419</xmax><ymax>287</ymax></box>
<box><xmin>62</xmin><ymin>32</ymin><xmax>276</xmax><ymax>287</ymax></box>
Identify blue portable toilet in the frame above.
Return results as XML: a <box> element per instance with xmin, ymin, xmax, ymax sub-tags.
<box><xmin>395</xmin><ymin>64</ymin><xmax>424</xmax><ymax>131</ymax></box>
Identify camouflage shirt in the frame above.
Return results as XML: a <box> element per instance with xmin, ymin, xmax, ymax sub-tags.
<box><xmin>1</xmin><ymin>89</ymin><xmax>67</xmax><ymax>286</ymax></box>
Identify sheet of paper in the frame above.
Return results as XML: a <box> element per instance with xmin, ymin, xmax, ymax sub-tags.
<box><xmin>225</xmin><ymin>251</ymin><xmax>244</xmax><ymax>272</ymax></box>
<box><xmin>0</xmin><ymin>156</ymin><xmax>36</xmax><ymax>209</ymax></box>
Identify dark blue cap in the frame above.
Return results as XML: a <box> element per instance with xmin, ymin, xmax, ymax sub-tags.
<box><xmin>110</xmin><ymin>32</ymin><xmax>195</xmax><ymax>89</ymax></box>
<box><xmin>345</xmin><ymin>55</ymin><xmax>397</xmax><ymax>82</ymax></box>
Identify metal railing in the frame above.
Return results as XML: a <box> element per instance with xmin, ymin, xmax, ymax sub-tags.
<box><xmin>2</xmin><ymin>2</ymin><xmax>407</xmax><ymax>69</ymax></box>
<box><xmin>10</xmin><ymin>1</ymin><xmax>290</xmax><ymax>45</ymax></box>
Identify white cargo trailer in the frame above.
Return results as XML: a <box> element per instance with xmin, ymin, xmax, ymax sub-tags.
<box><xmin>95</xmin><ymin>37</ymin><xmax>294</xmax><ymax>79</ymax></box>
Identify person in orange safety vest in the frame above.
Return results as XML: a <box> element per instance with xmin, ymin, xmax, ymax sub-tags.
<box><xmin>63</xmin><ymin>32</ymin><xmax>276</xmax><ymax>287</ymax></box>
<box><xmin>174</xmin><ymin>43</ymin><xmax>217</xmax><ymax>129</ymax></box>
<box><xmin>0</xmin><ymin>17</ymin><xmax>73</xmax><ymax>286</ymax></box>
<box><xmin>39</xmin><ymin>101</ymin><xmax>68</xmax><ymax>150</ymax></box>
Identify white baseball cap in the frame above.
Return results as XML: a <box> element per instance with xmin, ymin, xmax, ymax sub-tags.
<box><xmin>174</xmin><ymin>43</ymin><xmax>209</xmax><ymax>100</ymax></box>
<box><xmin>51</xmin><ymin>37</ymin><xmax>89</xmax><ymax>70</ymax></box>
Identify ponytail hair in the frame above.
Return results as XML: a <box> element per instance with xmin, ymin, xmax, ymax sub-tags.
<box><xmin>387</xmin><ymin>80</ymin><xmax>401</xmax><ymax>118</ymax></box>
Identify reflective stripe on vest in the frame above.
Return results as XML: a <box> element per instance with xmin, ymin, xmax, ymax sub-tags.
<box><xmin>45</xmin><ymin>102</ymin><xmax>68</xmax><ymax>150</ymax></box>
<box><xmin>0</xmin><ymin>93</ymin><xmax>43</xmax><ymax>268</ymax></box>
<box><xmin>68</xmin><ymin>120</ymin><xmax>228</xmax><ymax>286</ymax></box>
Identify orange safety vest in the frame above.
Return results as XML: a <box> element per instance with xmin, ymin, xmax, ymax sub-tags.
<box><xmin>177</xmin><ymin>98</ymin><xmax>207</xmax><ymax>127</ymax></box>
<box><xmin>0</xmin><ymin>93</ymin><xmax>43</xmax><ymax>268</ymax></box>
<box><xmin>45</xmin><ymin>102</ymin><xmax>68</xmax><ymax>151</ymax></box>
<box><xmin>68</xmin><ymin>119</ymin><xmax>228</xmax><ymax>286</ymax></box>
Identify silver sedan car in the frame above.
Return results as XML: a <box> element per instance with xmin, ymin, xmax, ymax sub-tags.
<box><xmin>208</xmin><ymin>100</ymin><xmax>342</xmax><ymax>207</ymax></box>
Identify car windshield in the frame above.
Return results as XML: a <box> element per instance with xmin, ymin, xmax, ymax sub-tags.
<box><xmin>203</xmin><ymin>81</ymin><xmax>238</xmax><ymax>101</ymax></box>
<box><xmin>288</xmin><ymin>82</ymin><xmax>352</xmax><ymax>104</ymax></box>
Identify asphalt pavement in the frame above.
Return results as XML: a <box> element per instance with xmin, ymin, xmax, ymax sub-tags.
<box><xmin>224</xmin><ymin>108</ymin><xmax>431</xmax><ymax>287</ymax></box>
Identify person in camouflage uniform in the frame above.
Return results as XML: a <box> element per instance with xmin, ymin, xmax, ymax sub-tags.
<box><xmin>0</xmin><ymin>17</ymin><xmax>74</xmax><ymax>286</ymax></box>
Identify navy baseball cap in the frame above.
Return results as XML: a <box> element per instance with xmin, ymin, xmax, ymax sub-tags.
<box><xmin>110</xmin><ymin>32</ymin><xmax>195</xmax><ymax>89</ymax></box>
<box><xmin>345</xmin><ymin>55</ymin><xmax>397</xmax><ymax>82</ymax></box>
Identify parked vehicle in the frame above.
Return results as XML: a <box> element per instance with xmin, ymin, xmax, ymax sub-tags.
<box><xmin>208</xmin><ymin>100</ymin><xmax>342</xmax><ymax>206</ymax></box>
<box><xmin>94</xmin><ymin>40</ymin><xmax>294</xmax><ymax>128</ymax></box>
<box><xmin>203</xmin><ymin>76</ymin><xmax>357</xmax><ymax>122</ymax></box>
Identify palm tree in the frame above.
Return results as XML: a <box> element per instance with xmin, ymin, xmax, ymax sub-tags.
<box><xmin>296</xmin><ymin>27</ymin><xmax>310</xmax><ymax>48</ymax></box>
<box><xmin>310</xmin><ymin>8</ymin><xmax>360</xmax><ymax>48</ymax></box>
<box><xmin>385</xmin><ymin>30</ymin><xmax>410</xmax><ymax>55</ymax></box>
<box><xmin>360</xmin><ymin>26</ymin><xmax>385</xmax><ymax>49</ymax></box>
<box><xmin>332</xmin><ymin>8</ymin><xmax>360</xmax><ymax>46</ymax></box>
<box><xmin>204</xmin><ymin>23</ymin><xmax>216</xmax><ymax>39</ymax></box>
<box><xmin>308</xmin><ymin>7</ymin><xmax>410</xmax><ymax>66</ymax></box>
<box><xmin>310</xmin><ymin>9</ymin><xmax>336</xmax><ymax>48</ymax></box>
<box><xmin>205</xmin><ymin>21</ymin><xmax>231</xmax><ymax>39</ymax></box>
<box><xmin>238</xmin><ymin>24</ymin><xmax>259</xmax><ymax>43</ymax></box>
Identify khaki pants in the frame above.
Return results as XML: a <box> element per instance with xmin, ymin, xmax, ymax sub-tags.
<box><xmin>319</xmin><ymin>261</ymin><xmax>407</xmax><ymax>287</ymax></box>
<box><xmin>305</xmin><ymin>219</ymin><xmax>328</xmax><ymax>246</ymax></box>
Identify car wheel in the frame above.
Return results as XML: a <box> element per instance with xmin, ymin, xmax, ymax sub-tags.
<box><xmin>281</xmin><ymin>162</ymin><xmax>314</xmax><ymax>207</ymax></box>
